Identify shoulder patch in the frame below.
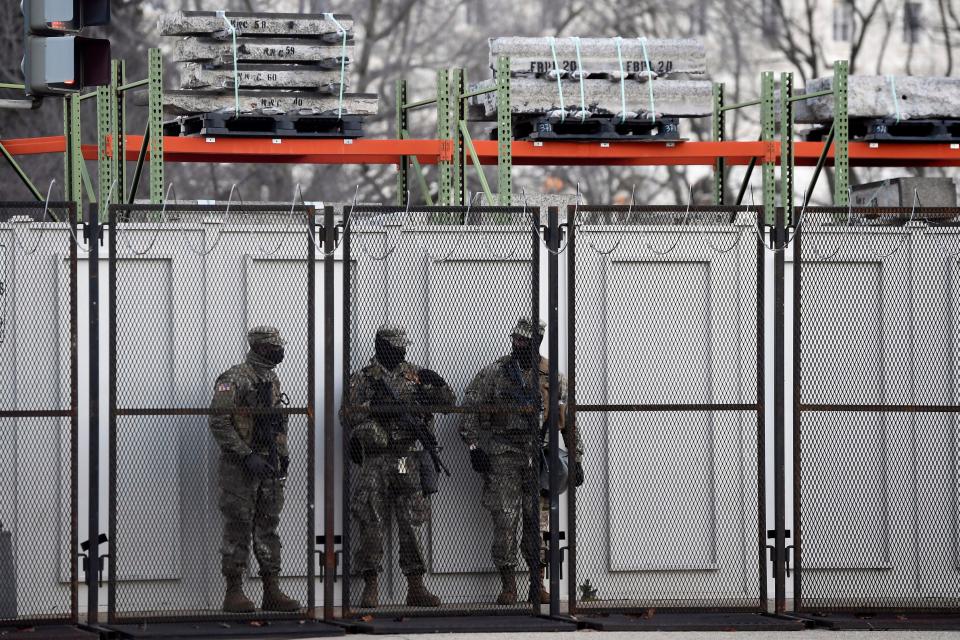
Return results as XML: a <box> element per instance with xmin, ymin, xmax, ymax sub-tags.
<box><xmin>216</xmin><ymin>382</ymin><xmax>234</xmax><ymax>393</ymax></box>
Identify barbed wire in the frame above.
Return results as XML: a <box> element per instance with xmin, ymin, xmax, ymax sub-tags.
<box><xmin>867</xmin><ymin>188</ymin><xmax>919</xmax><ymax>259</ymax></box>
<box><xmin>646</xmin><ymin>184</ymin><xmax>693</xmax><ymax>256</ymax></box>
<box><xmin>353</xmin><ymin>190</ymin><xmax>410</xmax><ymax>262</ymax></box>
<box><xmin>257</xmin><ymin>182</ymin><xmax>308</xmax><ymax>256</ymax></box>
<box><xmin>121</xmin><ymin>182</ymin><xmax>174</xmax><ymax>256</ymax></box>
<box><xmin>585</xmin><ymin>184</ymin><xmax>633</xmax><ymax>256</ymax></box>
<box><xmin>181</xmin><ymin>183</ymin><xmax>241</xmax><ymax>257</ymax></box>
<box><xmin>428</xmin><ymin>192</ymin><xmax>486</xmax><ymax>263</ymax></box>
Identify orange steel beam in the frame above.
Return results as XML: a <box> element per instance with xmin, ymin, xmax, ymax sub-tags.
<box><xmin>3</xmin><ymin>135</ymin><xmax>960</xmax><ymax>167</ymax></box>
<box><xmin>1</xmin><ymin>135</ymin><xmax>68</xmax><ymax>155</ymax></box>
<box><xmin>127</xmin><ymin>135</ymin><xmax>446</xmax><ymax>165</ymax></box>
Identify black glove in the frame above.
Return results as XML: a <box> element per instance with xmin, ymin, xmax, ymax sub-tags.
<box><xmin>572</xmin><ymin>459</ymin><xmax>585</xmax><ymax>487</ymax></box>
<box><xmin>279</xmin><ymin>456</ymin><xmax>290</xmax><ymax>478</ymax></box>
<box><xmin>244</xmin><ymin>453</ymin><xmax>275</xmax><ymax>479</ymax></box>
<box><xmin>348</xmin><ymin>435</ymin><xmax>364</xmax><ymax>465</ymax></box>
<box><xmin>418</xmin><ymin>369</ymin><xmax>447</xmax><ymax>387</ymax></box>
<box><xmin>470</xmin><ymin>447</ymin><xmax>492</xmax><ymax>474</ymax></box>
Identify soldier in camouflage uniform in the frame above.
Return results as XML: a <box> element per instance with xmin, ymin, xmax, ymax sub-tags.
<box><xmin>460</xmin><ymin>317</ymin><xmax>584</xmax><ymax>605</ymax></box>
<box><xmin>341</xmin><ymin>324</ymin><xmax>455</xmax><ymax>608</ymax></box>
<box><xmin>209</xmin><ymin>326</ymin><xmax>301</xmax><ymax>613</ymax></box>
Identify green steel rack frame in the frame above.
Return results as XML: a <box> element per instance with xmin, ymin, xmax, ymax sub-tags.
<box><xmin>713</xmin><ymin>60</ymin><xmax>850</xmax><ymax>226</ymax></box>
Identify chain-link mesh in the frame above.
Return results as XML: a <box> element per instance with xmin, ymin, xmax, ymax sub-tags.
<box><xmin>340</xmin><ymin>206</ymin><xmax>552</xmax><ymax>616</ymax></box>
<box><xmin>795</xmin><ymin>207</ymin><xmax>960</xmax><ymax>613</ymax></box>
<box><xmin>0</xmin><ymin>203</ymin><xmax>78</xmax><ymax>624</ymax></box>
<box><xmin>568</xmin><ymin>205</ymin><xmax>764</xmax><ymax>613</ymax></box>
<box><xmin>107</xmin><ymin>204</ymin><xmax>316</xmax><ymax>622</ymax></box>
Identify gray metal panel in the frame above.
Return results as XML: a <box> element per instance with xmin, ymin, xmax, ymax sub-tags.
<box><xmin>114</xmin><ymin>257</ymin><xmax>181</xmax><ymax>581</ymax></box>
<box><xmin>574</xmin><ymin>225</ymin><xmax>760</xmax><ymax>605</ymax></box>
<box><xmin>1</xmin><ymin>222</ymin><xmax>74</xmax><ymax>618</ymax></box>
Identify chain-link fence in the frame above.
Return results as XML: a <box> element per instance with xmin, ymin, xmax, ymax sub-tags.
<box><xmin>340</xmin><ymin>205</ymin><xmax>556</xmax><ymax>617</ymax></box>
<box><xmin>107</xmin><ymin>204</ymin><xmax>317</xmax><ymax>623</ymax></box>
<box><xmin>0</xmin><ymin>202</ymin><xmax>79</xmax><ymax>626</ymax></box>
<box><xmin>567</xmin><ymin>205</ymin><xmax>766</xmax><ymax>614</ymax></box>
<box><xmin>794</xmin><ymin>207</ymin><xmax>960</xmax><ymax>613</ymax></box>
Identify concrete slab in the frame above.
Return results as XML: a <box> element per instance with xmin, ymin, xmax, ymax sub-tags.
<box><xmin>172</xmin><ymin>39</ymin><xmax>352</xmax><ymax>66</ymax></box>
<box><xmin>794</xmin><ymin>76</ymin><xmax>960</xmax><ymax>123</ymax></box>
<box><xmin>102</xmin><ymin>620</ymin><xmax>343</xmax><ymax>638</ymax></box>
<box><xmin>471</xmin><ymin>78</ymin><xmax>713</xmax><ymax>119</ymax></box>
<box><xmin>851</xmin><ymin>177</ymin><xmax>957</xmax><ymax>208</ymax></box>
<box><xmin>794</xmin><ymin>612</ymin><xmax>960</xmax><ymax>631</ymax></box>
<box><xmin>177</xmin><ymin>64</ymin><xmax>346</xmax><ymax>92</ymax></box>
<box><xmin>489</xmin><ymin>37</ymin><xmax>707</xmax><ymax>78</ymax></box>
<box><xmin>159</xmin><ymin>11</ymin><xmax>353</xmax><ymax>40</ymax></box>
<box><xmin>158</xmin><ymin>90</ymin><xmax>379</xmax><ymax>117</ymax></box>
<box><xmin>0</xmin><ymin>625</ymin><xmax>98</xmax><ymax>639</ymax></box>
<box><xmin>577</xmin><ymin>612</ymin><xmax>806</xmax><ymax>631</ymax></box>
<box><xmin>337</xmin><ymin>615</ymin><xmax>576</xmax><ymax>635</ymax></box>
<box><xmin>348</xmin><ymin>631</ymin><xmax>960</xmax><ymax>640</ymax></box>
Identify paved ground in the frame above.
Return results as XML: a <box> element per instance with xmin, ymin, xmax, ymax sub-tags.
<box><xmin>350</xmin><ymin>633</ymin><xmax>960</xmax><ymax>640</ymax></box>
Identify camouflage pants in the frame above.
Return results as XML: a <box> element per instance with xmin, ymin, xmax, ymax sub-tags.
<box><xmin>481</xmin><ymin>451</ymin><xmax>544</xmax><ymax>570</ymax></box>
<box><xmin>351</xmin><ymin>452</ymin><xmax>429</xmax><ymax>577</ymax></box>
<box><xmin>218</xmin><ymin>457</ymin><xmax>285</xmax><ymax>577</ymax></box>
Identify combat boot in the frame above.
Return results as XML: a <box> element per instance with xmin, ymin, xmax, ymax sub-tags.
<box><xmin>223</xmin><ymin>574</ymin><xmax>255</xmax><ymax>613</ymax></box>
<box><xmin>528</xmin><ymin>567</ymin><xmax>549</xmax><ymax>603</ymax></box>
<box><xmin>496</xmin><ymin>567</ymin><xmax>517</xmax><ymax>605</ymax></box>
<box><xmin>261</xmin><ymin>575</ymin><xmax>302</xmax><ymax>612</ymax></box>
<box><xmin>360</xmin><ymin>573</ymin><xmax>379</xmax><ymax>608</ymax></box>
<box><xmin>405</xmin><ymin>574</ymin><xmax>441</xmax><ymax>607</ymax></box>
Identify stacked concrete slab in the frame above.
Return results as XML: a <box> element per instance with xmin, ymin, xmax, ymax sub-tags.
<box><xmin>473</xmin><ymin>36</ymin><xmax>712</xmax><ymax>121</ymax></box>
<box><xmin>159</xmin><ymin>10</ymin><xmax>378</xmax><ymax>119</ymax></box>
<box><xmin>793</xmin><ymin>75</ymin><xmax>960</xmax><ymax>123</ymax></box>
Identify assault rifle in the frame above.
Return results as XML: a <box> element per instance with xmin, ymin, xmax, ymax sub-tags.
<box><xmin>372</xmin><ymin>379</ymin><xmax>451</xmax><ymax>478</ymax></box>
<box><xmin>253</xmin><ymin>380</ymin><xmax>287</xmax><ymax>478</ymax></box>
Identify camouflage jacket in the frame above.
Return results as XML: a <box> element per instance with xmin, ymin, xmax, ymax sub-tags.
<box><xmin>208</xmin><ymin>353</ymin><xmax>289</xmax><ymax>461</ymax></box>
<box><xmin>460</xmin><ymin>355</ymin><xmax>582</xmax><ymax>460</ymax></box>
<box><xmin>340</xmin><ymin>358</ymin><xmax>455</xmax><ymax>455</ymax></box>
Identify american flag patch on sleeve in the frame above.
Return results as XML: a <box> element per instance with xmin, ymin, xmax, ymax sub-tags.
<box><xmin>216</xmin><ymin>382</ymin><xmax>233</xmax><ymax>393</ymax></box>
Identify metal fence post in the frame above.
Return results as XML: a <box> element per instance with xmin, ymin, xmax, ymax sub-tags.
<box><xmin>547</xmin><ymin>207</ymin><xmax>560</xmax><ymax>617</ymax></box>
<box><xmin>791</xmin><ymin>214</ymin><xmax>803</xmax><ymax>612</ymax></box>
<box><xmin>565</xmin><ymin>204</ymin><xmax>578</xmax><ymax>616</ymax></box>
<box><xmin>86</xmin><ymin>204</ymin><xmax>100</xmax><ymax>625</ymax></box>
<box><xmin>767</xmin><ymin>69</ymin><xmax>788</xmax><ymax>616</ymax></box>
<box><xmin>307</xmin><ymin>207</ymin><xmax>317</xmax><ymax>616</ymax></box>
<box><xmin>323</xmin><ymin>207</ymin><xmax>336</xmax><ymax>621</ymax></box>
<box><xmin>340</xmin><ymin>211</ymin><xmax>352</xmax><ymax>617</ymax></box>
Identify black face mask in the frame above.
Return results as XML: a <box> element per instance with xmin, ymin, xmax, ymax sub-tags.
<box><xmin>511</xmin><ymin>335</ymin><xmax>541</xmax><ymax>367</ymax></box>
<box><xmin>375</xmin><ymin>337</ymin><xmax>406</xmax><ymax>370</ymax></box>
<box><xmin>253</xmin><ymin>343</ymin><xmax>285</xmax><ymax>366</ymax></box>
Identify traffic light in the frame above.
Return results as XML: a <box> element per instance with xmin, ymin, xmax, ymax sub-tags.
<box><xmin>21</xmin><ymin>0</ymin><xmax>111</xmax><ymax>97</ymax></box>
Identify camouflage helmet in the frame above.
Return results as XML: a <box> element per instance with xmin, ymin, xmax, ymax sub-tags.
<box><xmin>511</xmin><ymin>316</ymin><xmax>545</xmax><ymax>340</ymax></box>
<box><xmin>248</xmin><ymin>325</ymin><xmax>285</xmax><ymax>348</ymax></box>
<box><xmin>375</xmin><ymin>323</ymin><xmax>411</xmax><ymax>348</ymax></box>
